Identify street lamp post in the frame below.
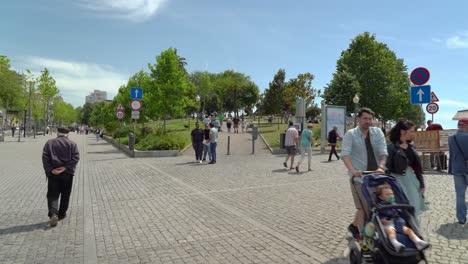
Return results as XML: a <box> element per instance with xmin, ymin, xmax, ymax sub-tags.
<box><xmin>353</xmin><ymin>94</ymin><xmax>360</xmax><ymax>127</ymax></box>
<box><xmin>195</xmin><ymin>95</ymin><xmax>200</xmax><ymax>122</ymax></box>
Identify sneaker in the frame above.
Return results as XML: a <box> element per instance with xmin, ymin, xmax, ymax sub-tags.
<box><xmin>458</xmin><ymin>220</ymin><xmax>466</xmax><ymax>225</ymax></box>
<box><xmin>283</xmin><ymin>162</ymin><xmax>287</xmax><ymax>168</ymax></box>
<box><xmin>348</xmin><ymin>224</ymin><xmax>360</xmax><ymax>239</ymax></box>
<box><xmin>295</xmin><ymin>166</ymin><xmax>299</xmax><ymax>173</ymax></box>
<box><xmin>414</xmin><ymin>240</ymin><xmax>430</xmax><ymax>251</ymax></box>
<box><xmin>308</xmin><ymin>168</ymin><xmax>312</xmax><ymax>171</ymax></box>
<box><xmin>199</xmin><ymin>160</ymin><xmax>202</xmax><ymax>164</ymax></box>
<box><xmin>49</xmin><ymin>214</ymin><xmax>58</xmax><ymax>227</ymax></box>
<box><xmin>58</xmin><ymin>214</ymin><xmax>67</xmax><ymax>221</ymax></box>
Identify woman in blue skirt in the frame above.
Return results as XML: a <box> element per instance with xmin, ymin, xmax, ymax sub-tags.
<box><xmin>386</xmin><ymin>119</ymin><xmax>428</xmax><ymax>225</ymax></box>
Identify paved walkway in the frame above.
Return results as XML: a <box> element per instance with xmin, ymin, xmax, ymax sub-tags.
<box><xmin>0</xmin><ymin>133</ymin><xmax>467</xmax><ymax>263</ymax></box>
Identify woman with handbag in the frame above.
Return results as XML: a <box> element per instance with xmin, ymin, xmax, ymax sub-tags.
<box><xmin>386</xmin><ymin>119</ymin><xmax>427</xmax><ymax>225</ymax></box>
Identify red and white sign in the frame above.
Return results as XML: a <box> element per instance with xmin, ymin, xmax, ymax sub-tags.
<box><xmin>430</xmin><ymin>92</ymin><xmax>439</xmax><ymax>102</ymax></box>
<box><xmin>115</xmin><ymin>110</ymin><xmax>125</xmax><ymax>119</ymax></box>
<box><xmin>426</xmin><ymin>102</ymin><xmax>439</xmax><ymax>114</ymax></box>
<box><xmin>116</xmin><ymin>103</ymin><xmax>125</xmax><ymax>111</ymax></box>
<box><xmin>130</xmin><ymin>99</ymin><xmax>142</xmax><ymax>111</ymax></box>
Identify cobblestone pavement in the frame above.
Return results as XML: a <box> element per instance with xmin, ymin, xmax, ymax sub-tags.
<box><xmin>0</xmin><ymin>133</ymin><xmax>467</xmax><ymax>263</ymax></box>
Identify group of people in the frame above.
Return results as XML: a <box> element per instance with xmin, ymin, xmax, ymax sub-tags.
<box><xmin>342</xmin><ymin>107</ymin><xmax>468</xmax><ymax>244</ymax></box>
<box><xmin>191</xmin><ymin>122</ymin><xmax>218</xmax><ymax>164</ymax></box>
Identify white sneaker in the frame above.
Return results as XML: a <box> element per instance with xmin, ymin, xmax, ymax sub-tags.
<box><xmin>199</xmin><ymin>160</ymin><xmax>202</xmax><ymax>164</ymax></box>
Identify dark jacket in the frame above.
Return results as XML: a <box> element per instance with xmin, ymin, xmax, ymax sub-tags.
<box><xmin>328</xmin><ymin>130</ymin><xmax>338</xmax><ymax>144</ymax></box>
<box><xmin>386</xmin><ymin>142</ymin><xmax>425</xmax><ymax>188</ymax></box>
<box><xmin>191</xmin><ymin>128</ymin><xmax>204</xmax><ymax>143</ymax></box>
<box><xmin>42</xmin><ymin>135</ymin><xmax>80</xmax><ymax>177</ymax></box>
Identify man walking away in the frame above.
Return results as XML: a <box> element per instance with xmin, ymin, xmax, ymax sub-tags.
<box><xmin>283</xmin><ymin>121</ymin><xmax>299</xmax><ymax>170</ymax></box>
<box><xmin>448</xmin><ymin>118</ymin><xmax>468</xmax><ymax>225</ymax></box>
<box><xmin>328</xmin><ymin>126</ymin><xmax>342</xmax><ymax>161</ymax></box>
<box><xmin>191</xmin><ymin>122</ymin><xmax>204</xmax><ymax>163</ymax></box>
<box><xmin>209</xmin><ymin>123</ymin><xmax>218</xmax><ymax>164</ymax></box>
<box><xmin>42</xmin><ymin>127</ymin><xmax>80</xmax><ymax>227</ymax></box>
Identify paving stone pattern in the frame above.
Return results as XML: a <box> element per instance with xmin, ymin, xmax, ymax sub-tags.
<box><xmin>0</xmin><ymin>132</ymin><xmax>467</xmax><ymax>263</ymax></box>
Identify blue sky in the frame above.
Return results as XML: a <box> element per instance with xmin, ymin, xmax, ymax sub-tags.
<box><xmin>1</xmin><ymin>0</ymin><xmax>467</xmax><ymax>129</ymax></box>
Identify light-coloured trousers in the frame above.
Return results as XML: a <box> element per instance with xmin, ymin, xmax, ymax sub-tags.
<box><xmin>297</xmin><ymin>146</ymin><xmax>312</xmax><ymax>168</ymax></box>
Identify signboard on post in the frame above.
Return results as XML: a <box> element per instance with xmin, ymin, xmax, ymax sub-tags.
<box><xmin>130</xmin><ymin>100</ymin><xmax>142</xmax><ymax>111</ymax></box>
<box><xmin>325</xmin><ymin>105</ymin><xmax>347</xmax><ymax>140</ymax></box>
<box><xmin>131</xmin><ymin>111</ymin><xmax>140</xmax><ymax>119</ymax></box>
<box><xmin>410</xmin><ymin>85</ymin><xmax>431</xmax><ymax>104</ymax></box>
<box><xmin>116</xmin><ymin>103</ymin><xmax>125</xmax><ymax>111</ymax></box>
<box><xmin>426</xmin><ymin>102</ymin><xmax>439</xmax><ymax>114</ymax></box>
<box><xmin>130</xmin><ymin>87</ymin><xmax>143</xmax><ymax>100</ymax></box>
<box><xmin>115</xmin><ymin>110</ymin><xmax>125</xmax><ymax>120</ymax></box>
<box><xmin>410</xmin><ymin>67</ymin><xmax>430</xmax><ymax>85</ymax></box>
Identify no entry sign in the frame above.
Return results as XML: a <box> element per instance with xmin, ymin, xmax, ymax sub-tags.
<box><xmin>410</xmin><ymin>67</ymin><xmax>430</xmax><ymax>85</ymax></box>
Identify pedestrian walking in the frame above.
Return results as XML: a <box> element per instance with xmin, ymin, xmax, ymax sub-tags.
<box><xmin>283</xmin><ymin>121</ymin><xmax>299</xmax><ymax>170</ymax></box>
<box><xmin>209</xmin><ymin>123</ymin><xmax>218</xmax><ymax>164</ymax></box>
<box><xmin>95</xmin><ymin>128</ymin><xmax>100</xmax><ymax>142</ymax></box>
<box><xmin>202</xmin><ymin>123</ymin><xmax>211</xmax><ymax>162</ymax></box>
<box><xmin>386</xmin><ymin>119</ymin><xmax>427</xmax><ymax>226</ymax></box>
<box><xmin>241</xmin><ymin>119</ymin><xmax>247</xmax><ymax>133</ymax></box>
<box><xmin>328</xmin><ymin>126</ymin><xmax>342</xmax><ymax>161</ymax></box>
<box><xmin>448</xmin><ymin>118</ymin><xmax>468</xmax><ymax>225</ymax></box>
<box><xmin>341</xmin><ymin>107</ymin><xmax>387</xmax><ymax>238</ymax></box>
<box><xmin>233</xmin><ymin>116</ymin><xmax>240</xmax><ymax>133</ymax></box>
<box><xmin>295</xmin><ymin>123</ymin><xmax>314</xmax><ymax>172</ymax></box>
<box><xmin>11</xmin><ymin>125</ymin><xmax>15</xmax><ymax>137</ymax></box>
<box><xmin>42</xmin><ymin>127</ymin><xmax>80</xmax><ymax>227</ymax></box>
<box><xmin>191</xmin><ymin>122</ymin><xmax>204</xmax><ymax>163</ymax></box>
<box><xmin>226</xmin><ymin>118</ymin><xmax>232</xmax><ymax>133</ymax></box>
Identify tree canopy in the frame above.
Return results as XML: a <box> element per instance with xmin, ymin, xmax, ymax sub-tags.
<box><xmin>322</xmin><ymin>32</ymin><xmax>424</xmax><ymax>124</ymax></box>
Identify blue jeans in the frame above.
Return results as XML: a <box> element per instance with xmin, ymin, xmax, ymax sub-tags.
<box><xmin>210</xmin><ymin>142</ymin><xmax>217</xmax><ymax>161</ymax></box>
<box><xmin>454</xmin><ymin>173</ymin><xmax>468</xmax><ymax>223</ymax></box>
<box><xmin>203</xmin><ymin>144</ymin><xmax>210</xmax><ymax>160</ymax></box>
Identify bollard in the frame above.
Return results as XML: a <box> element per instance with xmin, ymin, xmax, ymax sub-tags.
<box><xmin>251</xmin><ymin>126</ymin><xmax>258</xmax><ymax>154</ymax></box>
<box><xmin>227</xmin><ymin>135</ymin><xmax>230</xmax><ymax>155</ymax></box>
<box><xmin>128</xmin><ymin>132</ymin><xmax>135</xmax><ymax>151</ymax></box>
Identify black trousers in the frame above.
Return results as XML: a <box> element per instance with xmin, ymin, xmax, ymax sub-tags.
<box><xmin>47</xmin><ymin>174</ymin><xmax>74</xmax><ymax>217</ymax></box>
<box><xmin>328</xmin><ymin>144</ymin><xmax>340</xmax><ymax>161</ymax></box>
<box><xmin>193</xmin><ymin>143</ymin><xmax>204</xmax><ymax>160</ymax></box>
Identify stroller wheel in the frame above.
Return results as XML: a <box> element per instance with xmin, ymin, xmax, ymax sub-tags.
<box><xmin>349</xmin><ymin>248</ymin><xmax>361</xmax><ymax>264</ymax></box>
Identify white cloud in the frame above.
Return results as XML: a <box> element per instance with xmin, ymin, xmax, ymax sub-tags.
<box><xmin>446</xmin><ymin>33</ymin><xmax>468</xmax><ymax>48</ymax></box>
<box><xmin>21</xmin><ymin>56</ymin><xmax>128</xmax><ymax>107</ymax></box>
<box><xmin>78</xmin><ymin>0</ymin><xmax>168</xmax><ymax>22</ymax></box>
<box><xmin>437</xmin><ymin>99</ymin><xmax>468</xmax><ymax>108</ymax></box>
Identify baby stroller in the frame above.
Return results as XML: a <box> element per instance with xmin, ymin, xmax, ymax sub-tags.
<box><xmin>348</xmin><ymin>173</ymin><xmax>428</xmax><ymax>264</ymax></box>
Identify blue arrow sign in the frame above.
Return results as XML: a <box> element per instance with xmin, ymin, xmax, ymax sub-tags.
<box><xmin>130</xmin><ymin>87</ymin><xmax>143</xmax><ymax>99</ymax></box>
<box><xmin>410</xmin><ymin>85</ymin><xmax>431</xmax><ymax>104</ymax></box>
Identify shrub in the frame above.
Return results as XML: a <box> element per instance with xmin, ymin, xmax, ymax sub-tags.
<box><xmin>139</xmin><ymin>126</ymin><xmax>153</xmax><ymax>137</ymax></box>
<box><xmin>136</xmin><ymin>134</ymin><xmax>185</xmax><ymax>151</ymax></box>
<box><xmin>113</xmin><ymin>127</ymin><xmax>132</xmax><ymax>138</ymax></box>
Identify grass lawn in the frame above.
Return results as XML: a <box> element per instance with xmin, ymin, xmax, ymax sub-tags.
<box><xmin>252</xmin><ymin>116</ymin><xmax>342</xmax><ymax>150</ymax></box>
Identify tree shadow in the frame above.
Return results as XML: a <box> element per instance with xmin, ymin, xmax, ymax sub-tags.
<box><xmin>0</xmin><ymin>222</ymin><xmax>49</xmax><ymax>235</ymax></box>
<box><xmin>435</xmin><ymin>222</ymin><xmax>468</xmax><ymax>240</ymax></box>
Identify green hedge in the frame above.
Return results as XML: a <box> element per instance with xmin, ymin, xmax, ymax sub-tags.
<box><xmin>136</xmin><ymin>134</ymin><xmax>185</xmax><ymax>151</ymax></box>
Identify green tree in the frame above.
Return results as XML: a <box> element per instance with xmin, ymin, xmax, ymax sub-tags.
<box><xmin>37</xmin><ymin>68</ymin><xmax>59</xmax><ymax>132</ymax></box>
<box><xmin>148</xmin><ymin>48</ymin><xmax>193</xmax><ymax>131</ymax></box>
<box><xmin>323</xmin><ymin>32</ymin><xmax>411</xmax><ymax>123</ymax></box>
<box><xmin>217</xmin><ymin>70</ymin><xmax>259</xmax><ymax>116</ymax></box>
<box><xmin>51</xmin><ymin>97</ymin><xmax>76</xmax><ymax>126</ymax></box>
<box><xmin>262</xmin><ymin>69</ymin><xmax>286</xmax><ymax>116</ymax></box>
<box><xmin>0</xmin><ymin>55</ymin><xmax>24</xmax><ymax>113</ymax></box>
<box><xmin>80</xmin><ymin>102</ymin><xmax>93</xmax><ymax>125</ymax></box>
<box><xmin>285</xmin><ymin>72</ymin><xmax>319</xmax><ymax>110</ymax></box>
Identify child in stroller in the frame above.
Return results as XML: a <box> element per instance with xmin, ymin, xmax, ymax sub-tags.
<box><xmin>376</xmin><ymin>183</ymin><xmax>429</xmax><ymax>252</ymax></box>
<box><xmin>349</xmin><ymin>173</ymin><xmax>429</xmax><ymax>264</ymax></box>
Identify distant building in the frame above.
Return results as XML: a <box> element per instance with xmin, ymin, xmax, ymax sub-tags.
<box><xmin>85</xmin><ymin>90</ymin><xmax>107</xmax><ymax>104</ymax></box>
<box><xmin>453</xmin><ymin>109</ymin><xmax>468</xmax><ymax>120</ymax></box>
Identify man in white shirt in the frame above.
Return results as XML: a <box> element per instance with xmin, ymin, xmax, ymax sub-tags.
<box><xmin>283</xmin><ymin>121</ymin><xmax>299</xmax><ymax>169</ymax></box>
<box><xmin>208</xmin><ymin>123</ymin><xmax>218</xmax><ymax>164</ymax></box>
